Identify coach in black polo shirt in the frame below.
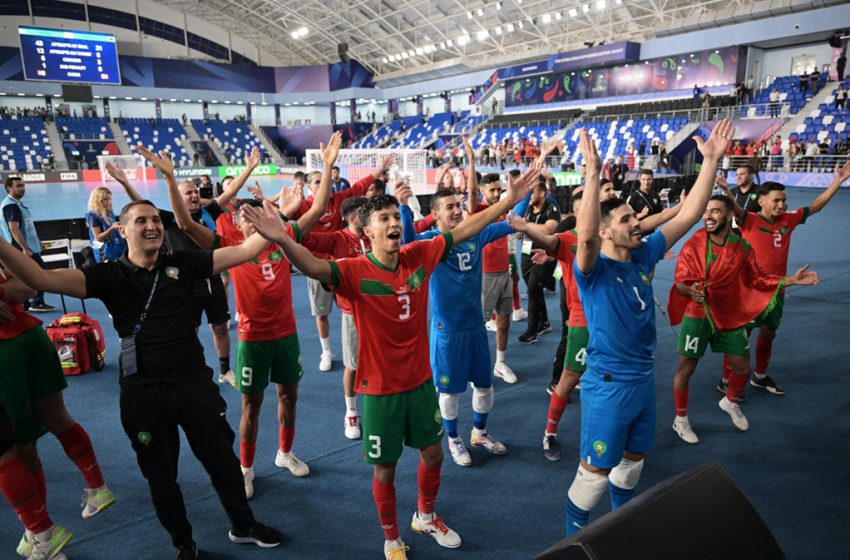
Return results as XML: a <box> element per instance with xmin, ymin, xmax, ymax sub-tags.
<box><xmin>721</xmin><ymin>164</ymin><xmax>762</xmax><ymax>213</ymax></box>
<box><xmin>626</xmin><ymin>169</ymin><xmax>664</xmax><ymax>219</ymax></box>
<box><xmin>0</xmin><ymin>182</ymin><xmax>283</xmax><ymax>558</ymax></box>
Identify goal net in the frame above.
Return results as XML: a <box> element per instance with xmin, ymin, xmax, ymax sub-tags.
<box><xmin>304</xmin><ymin>149</ymin><xmax>429</xmax><ymax>195</ymax></box>
<box><xmin>96</xmin><ymin>154</ymin><xmax>147</xmax><ymax>184</ymax></box>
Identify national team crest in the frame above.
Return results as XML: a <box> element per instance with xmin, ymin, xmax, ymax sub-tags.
<box><xmin>593</xmin><ymin>440</ymin><xmax>607</xmax><ymax>457</ymax></box>
<box><xmin>137</xmin><ymin>431</ymin><xmax>152</xmax><ymax>446</ymax></box>
<box><xmin>165</xmin><ymin>267</ymin><xmax>179</xmax><ymax>280</ymax></box>
<box><xmin>639</xmin><ymin>272</ymin><xmax>651</xmax><ymax>285</ymax></box>
<box><xmin>439</xmin><ymin>375</ymin><xmax>449</xmax><ymax>387</ymax></box>
<box><xmin>270</xmin><ymin>251</ymin><xmax>282</xmax><ymax>262</ymax></box>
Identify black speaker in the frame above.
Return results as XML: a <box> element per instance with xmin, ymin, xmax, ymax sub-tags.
<box><xmin>338</xmin><ymin>42</ymin><xmax>349</xmax><ymax>63</ymax></box>
<box><xmin>828</xmin><ymin>32</ymin><xmax>842</xmax><ymax>48</ymax></box>
<box><xmin>535</xmin><ymin>462</ymin><xmax>786</xmax><ymax>560</ymax></box>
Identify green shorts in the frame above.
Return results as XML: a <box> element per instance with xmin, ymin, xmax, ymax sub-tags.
<box><xmin>0</xmin><ymin>326</ymin><xmax>68</xmax><ymax>421</ymax></box>
<box><xmin>15</xmin><ymin>415</ymin><xmax>47</xmax><ymax>444</ymax></box>
<box><xmin>235</xmin><ymin>334</ymin><xmax>303</xmax><ymax>394</ymax></box>
<box><xmin>678</xmin><ymin>316</ymin><xmax>750</xmax><ymax>359</ymax></box>
<box><xmin>509</xmin><ymin>254</ymin><xmax>518</xmax><ymax>275</ymax></box>
<box><xmin>753</xmin><ymin>293</ymin><xmax>784</xmax><ymax>329</ymax></box>
<box><xmin>361</xmin><ymin>380</ymin><xmax>444</xmax><ymax>465</ymax></box>
<box><xmin>564</xmin><ymin>325</ymin><xmax>589</xmax><ymax>373</ymax></box>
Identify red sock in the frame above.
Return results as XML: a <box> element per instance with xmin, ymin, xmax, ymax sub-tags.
<box><xmin>755</xmin><ymin>335</ymin><xmax>772</xmax><ymax>374</ymax></box>
<box><xmin>35</xmin><ymin>466</ymin><xmax>46</xmax><ymax>501</ymax></box>
<box><xmin>512</xmin><ymin>278</ymin><xmax>521</xmax><ymax>310</ymax></box>
<box><xmin>240</xmin><ymin>441</ymin><xmax>257</xmax><ymax>469</ymax></box>
<box><xmin>722</xmin><ymin>355</ymin><xmax>732</xmax><ymax>383</ymax></box>
<box><xmin>0</xmin><ymin>458</ymin><xmax>52</xmax><ymax>533</ymax></box>
<box><xmin>674</xmin><ymin>389</ymin><xmax>689</xmax><ymax>416</ymax></box>
<box><xmin>372</xmin><ymin>477</ymin><xmax>399</xmax><ymax>541</ymax></box>
<box><xmin>417</xmin><ymin>461</ymin><xmax>441</xmax><ymax>515</ymax></box>
<box><xmin>545</xmin><ymin>392</ymin><xmax>569</xmax><ymax>435</ymax></box>
<box><xmin>726</xmin><ymin>372</ymin><xmax>749</xmax><ymax>403</ymax></box>
<box><xmin>58</xmin><ymin>423</ymin><xmax>104</xmax><ymax>489</ymax></box>
<box><xmin>279</xmin><ymin>426</ymin><xmax>295</xmax><ymax>454</ymax></box>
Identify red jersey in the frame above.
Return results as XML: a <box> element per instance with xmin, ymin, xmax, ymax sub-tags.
<box><xmin>0</xmin><ymin>273</ymin><xmax>41</xmax><ymax>340</ymax></box>
<box><xmin>218</xmin><ymin>223</ymin><xmax>302</xmax><ymax>342</ymax></box>
<box><xmin>294</xmin><ymin>175</ymin><xmax>373</xmax><ymax>233</ymax></box>
<box><xmin>552</xmin><ymin>230</ymin><xmax>586</xmax><ymax>327</ymax></box>
<box><xmin>216</xmin><ymin>202</ymin><xmax>241</xmax><ymax>241</ymax></box>
<box><xmin>328</xmin><ymin>233</ymin><xmax>452</xmax><ymax>395</ymax></box>
<box><xmin>302</xmin><ymin>228</ymin><xmax>370</xmax><ymax>314</ymax></box>
<box><xmin>470</xmin><ymin>201</ymin><xmax>510</xmax><ymax>273</ymax></box>
<box><xmin>739</xmin><ymin>208</ymin><xmax>808</xmax><ymax>276</ymax></box>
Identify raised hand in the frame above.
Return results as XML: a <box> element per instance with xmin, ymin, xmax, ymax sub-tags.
<box><xmin>715</xmin><ymin>172</ymin><xmax>730</xmax><ymax>192</ymax></box>
<box><xmin>577</xmin><ymin>129</ymin><xmax>601</xmax><ymax>173</ymax></box>
<box><xmin>377</xmin><ymin>153</ymin><xmax>396</xmax><ymax>176</ymax></box>
<box><xmin>278</xmin><ymin>184</ymin><xmax>303</xmax><ymax>216</ymax></box>
<box><xmin>104</xmin><ymin>161</ymin><xmax>128</xmax><ymax>183</ymax></box>
<box><xmin>245</xmin><ymin>146</ymin><xmax>261</xmax><ymax>168</ymax></box>
<box><xmin>462</xmin><ymin>136</ymin><xmax>475</xmax><ymax>161</ymax></box>
<box><xmin>834</xmin><ymin>157</ymin><xmax>850</xmax><ymax>184</ymax></box>
<box><xmin>531</xmin><ymin>248</ymin><xmax>551</xmax><ymax>266</ymax></box>
<box><xmin>135</xmin><ymin>145</ymin><xmax>175</xmax><ymax>175</ymax></box>
<box><xmin>694</xmin><ymin>119</ymin><xmax>733</xmax><ymax>162</ymax></box>
<box><xmin>506</xmin><ymin>212</ymin><xmax>528</xmax><ymax>232</ymax></box>
<box><xmin>394</xmin><ymin>183</ymin><xmax>414</xmax><ymax>206</ymax></box>
<box><xmin>636</xmin><ymin>206</ymin><xmax>650</xmax><ymax>219</ymax></box>
<box><xmin>507</xmin><ymin>161</ymin><xmax>543</xmax><ymax>202</ymax></box>
<box><xmin>320</xmin><ymin>131</ymin><xmax>343</xmax><ymax>166</ymax></box>
<box><xmin>241</xmin><ymin>200</ymin><xmax>288</xmax><ymax>245</ymax></box>
<box><xmin>248</xmin><ymin>181</ymin><xmax>265</xmax><ymax>201</ymax></box>
<box><xmin>791</xmin><ymin>264</ymin><xmax>819</xmax><ymax>286</ymax></box>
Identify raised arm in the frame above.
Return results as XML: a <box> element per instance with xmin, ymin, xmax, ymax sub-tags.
<box><xmin>0</xmin><ymin>270</ymin><xmax>36</xmax><ymax>303</ymax></box>
<box><xmin>507</xmin><ymin>213</ymin><xmax>558</xmax><ymax>252</ymax></box>
<box><xmin>105</xmin><ymin>160</ymin><xmax>143</xmax><ymax>202</ymax></box>
<box><xmin>575</xmin><ymin>130</ymin><xmax>602</xmax><ymax>274</ymax></box>
<box><xmin>640</xmin><ymin>193</ymin><xmax>685</xmax><ymax>233</ymax></box>
<box><xmin>464</xmin><ymin>138</ymin><xmax>480</xmax><ymax>214</ymax></box>
<box><xmin>0</xmin><ymin>238</ymin><xmax>87</xmax><ymax>298</ymax></box>
<box><xmin>809</xmin><ymin>158</ymin><xmax>850</xmax><ymax>216</ymax></box>
<box><xmin>241</xmin><ymin>201</ymin><xmax>333</xmax><ymax>284</ymax></box>
<box><xmin>214</xmin><ymin>147</ymin><xmax>260</xmax><ymax>208</ymax></box>
<box><xmin>296</xmin><ymin>131</ymin><xmax>341</xmax><ymax>235</ymax></box>
<box><xmin>714</xmin><ymin>172</ymin><xmax>745</xmax><ymax>222</ymax></box>
<box><xmin>211</xmin><ymin>232</ymin><xmax>269</xmax><ymax>275</ymax></box>
<box><xmin>661</xmin><ymin>119</ymin><xmax>733</xmax><ymax>249</ymax></box>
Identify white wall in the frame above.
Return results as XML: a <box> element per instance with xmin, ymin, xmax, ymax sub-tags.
<box><xmin>423</xmin><ymin>96</ymin><xmax>445</xmax><ymax>115</ymax></box>
<box><xmin>282</xmin><ymin>106</ymin><xmax>328</xmax><ymax>126</ymax></box>
<box><xmin>252</xmin><ymin>104</ymin><xmax>275</xmax><ymax>125</ymax></box>
<box><xmin>108</xmin><ymin>99</ymin><xmax>155</xmax><ymax>118</ymax></box>
<box><xmin>452</xmin><ymin>94</ymin><xmax>472</xmax><ymax>113</ymax></box>
<box><xmin>761</xmin><ymin>43</ymin><xmax>834</xmax><ymax>79</ymax></box>
<box><xmin>206</xmin><ymin>104</ymin><xmax>246</xmax><ymax>121</ymax></box>
<box><xmin>0</xmin><ymin>95</ymin><xmax>47</xmax><ymax>110</ymax></box>
<box><xmin>160</xmin><ymin>101</ymin><xmax>204</xmax><ymax>120</ymax></box>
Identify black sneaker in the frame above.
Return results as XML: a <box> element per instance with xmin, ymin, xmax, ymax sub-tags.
<box><xmin>229</xmin><ymin>522</ymin><xmax>282</xmax><ymax>548</ymax></box>
<box><xmin>715</xmin><ymin>381</ymin><xmax>747</xmax><ymax>402</ymax></box>
<box><xmin>518</xmin><ymin>331</ymin><xmax>539</xmax><ymax>344</ymax></box>
<box><xmin>28</xmin><ymin>303</ymin><xmax>56</xmax><ymax>313</ymax></box>
<box><xmin>543</xmin><ymin>435</ymin><xmax>561</xmax><ymax>462</ymax></box>
<box><xmin>175</xmin><ymin>541</ymin><xmax>197</xmax><ymax>560</ymax></box>
<box><xmin>750</xmin><ymin>375</ymin><xmax>785</xmax><ymax>395</ymax></box>
<box><xmin>537</xmin><ymin>321</ymin><xmax>552</xmax><ymax>335</ymax></box>
<box><xmin>546</xmin><ymin>381</ymin><xmax>556</xmax><ymax>395</ymax></box>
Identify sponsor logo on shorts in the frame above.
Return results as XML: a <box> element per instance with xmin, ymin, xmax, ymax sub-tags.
<box><xmin>439</xmin><ymin>375</ymin><xmax>449</xmax><ymax>387</ymax></box>
<box><xmin>593</xmin><ymin>439</ymin><xmax>607</xmax><ymax>457</ymax></box>
<box><xmin>165</xmin><ymin>266</ymin><xmax>179</xmax><ymax>280</ymax></box>
<box><xmin>137</xmin><ymin>431</ymin><xmax>152</xmax><ymax>446</ymax></box>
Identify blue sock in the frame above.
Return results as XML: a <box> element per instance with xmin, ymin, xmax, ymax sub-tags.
<box><xmin>472</xmin><ymin>411</ymin><xmax>488</xmax><ymax>431</ymax></box>
<box><xmin>608</xmin><ymin>481</ymin><xmax>635</xmax><ymax>509</ymax></box>
<box><xmin>565</xmin><ymin>497</ymin><xmax>590</xmax><ymax>536</ymax></box>
<box><xmin>443</xmin><ymin>417</ymin><xmax>458</xmax><ymax>439</ymax></box>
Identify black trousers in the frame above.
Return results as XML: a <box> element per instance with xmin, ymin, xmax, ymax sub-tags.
<box><xmin>120</xmin><ymin>376</ymin><xmax>254</xmax><ymax>547</ymax></box>
<box><xmin>552</xmin><ymin>282</ymin><xmax>569</xmax><ymax>385</ymax></box>
<box><xmin>521</xmin><ymin>254</ymin><xmax>555</xmax><ymax>333</ymax></box>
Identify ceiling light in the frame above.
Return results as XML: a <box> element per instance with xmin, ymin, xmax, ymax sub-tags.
<box><xmin>506</xmin><ymin>22</ymin><xmax>515</xmax><ymax>31</ymax></box>
<box><xmin>467</xmin><ymin>11</ymin><xmax>473</xmax><ymax>19</ymax></box>
<box><xmin>415</xmin><ymin>47</ymin><xmax>424</xmax><ymax>55</ymax></box>
<box><xmin>596</xmin><ymin>0</ymin><xmax>605</xmax><ymax>9</ymax></box>
<box><xmin>496</xmin><ymin>1</ymin><xmax>502</xmax><ymax>9</ymax></box>
<box><xmin>476</xmin><ymin>8</ymin><xmax>484</xmax><ymax>16</ymax></box>
<box><xmin>517</xmin><ymin>21</ymin><xmax>524</xmax><ymax>29</ymax></box>
<box><xmin>476</xmin><ymin>30</ymin><xmax>488</xmax><ymax>41</ymax></box>
<box><xmin>555</xmin><ymin>12</ymin><xmax>562</xmax><ymax>19</ymax></box>
<box><xmin>381</xmin><ymin>57</ymin><xmax>388</xmax><ymax>63</ymax></box>
<box><xmin>407</xmin><ymin>49</ymin><xmax>415</xmax><ymax>57</ymax></box>
<box><xmin>541</xmin><ymin>13</ymin><xmax>551</xmax><ymax>24</ymax></box>
<box><xmin>402</xmin><ymin>52</ymin><xmax>409</xmax><ymax>59</ymax></box>
<box><xmin>439</xmin><ymin>42</ymin><xmax>446</xmax><ymax>49</ymax></box>
<box><xmin>582</xmin><ymin>4</ymin><xmax>590</xmax><ymax>12</ymax></box>
<box><xmin>446</xmin><ymin>38</ymin><xmax>453</xmax><ymax>46</ymax></box>
<box><xmin>495</xmin><ymin>26</ymin><xmax>502</xmax><ymax>34</ymax></box>
<box><xmin>616</xmin><ymin>0</ymin><xmax>622</xmax><ymax>4</ymax></box>
<box><xmin>569</xmin><ymin>8</ymin><xmax>578</xmax><ymax>16</ymax></box>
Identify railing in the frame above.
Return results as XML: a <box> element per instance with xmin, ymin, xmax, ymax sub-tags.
<box><xmin>725</xmin><ymin>154</ymin><xmax>850</xmax><ymax>173</ymax></box>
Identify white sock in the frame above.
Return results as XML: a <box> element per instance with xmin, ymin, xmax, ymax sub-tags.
<box><xmin>472</xmin><ymin>427</ymin><xmax>486</xmax><ymax>437</ymax></box>
<box><xmin>320</xmin><ymin>337</ymin><xmax>331</xmax><ymax>352</ymax></box>
<box><xmin>496</xmin><ymin>350</ymin><xmax>506</xmax><ymax>363</ymax></box>
<box><xmin>754</xmin><ymin>371</ymin><xmax>766</xmax><ymax>379</ymax></box>
<box><xmin>417</xmin><ymin>511</ymin><xmax>435</xmax><ymax>522</ymax></box>
<box><xmin>344</xmin><ymin>395</ymin><xmax>357</xmax><ymax>413</ymax></box>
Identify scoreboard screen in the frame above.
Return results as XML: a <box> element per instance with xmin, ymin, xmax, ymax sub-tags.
<box><xmin>18</xmin><ymin>26</ymin><xmax>121</xmax><ymax>85</ymax></box>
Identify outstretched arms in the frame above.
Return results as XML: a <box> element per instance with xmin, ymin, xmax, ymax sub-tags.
<box><xmin>575</xmin><ymin>130</ymin><xmax>603</xmax><ymax>274</ymax></box>
<box><xmin>214</xmin><ymin>147</ymin><xmax>261</xmax><ymax>209</ymax></box>
<box><xmin>296</xmin><ymin>131</ymin><xmax>341</xmax><ymax>235</ymax></box>
<box><xmin>105</xmin><ymin>160</ymin><xmax>144</xmax><ymax>202</ymax></box>
<box><xmin>808</xmin><ymin>158</ymin><xmax>850</xmax><ymax>216</ymax></box>
<box><xmin>0</xmin><ymin>238</ymin><xmax>87</xmax><ymax>298</ymax></box>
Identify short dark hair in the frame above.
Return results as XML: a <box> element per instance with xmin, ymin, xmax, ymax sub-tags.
<box><xmin>235</xmin><ymin>198</ymin><xmax>262</xmax><ymax>210</ymax></box>
<box><xmin>360</xmin><ymin>194</ymin><xmax>399</xmax><ymax>227</ymax></box>
<box><xmin>760</xmin><ymin>181</ymin><xmax>785</xmax><ymax>194</ymax></box>
<box><xmin>4</xmin><ymin>176</ymin><xmax>22</xmax><ymax>191</ymax></box>
<box><xmin>709</xmin><ymin>194</ymin><xmax>733</xmax><ymax>212</ymax></box>
<box><xmin>639</xmin><ymin>168</ymin><xmax>654</xmax><ymax>178</ymax></box>
<box><xmin>736</xmin><ymin>164</ymin><xmax>755</xmax><ymax>174</ymax></box>
<box><xmin>483</xmin><ymin>173</ymin><xmax>501</xmax><ymax>185</ymax></box>
<box><xmin>332</xmin><ymin>166</ymin><xmax>341</xmax><ymax>172</ymax></box>
<box><xmin>370</xmin><ymin>179</ymin><xmax>386</xmax><ymax>194</ymax></box>
<box><xmin>475</xmin><ymin>171</ymin><xmax>482</xmax><ymax>184</ymax></box>
<box><xmin>340</xmin><ymin>196</ymin><xmax>367</xmax><ymax>219</ymax></box>
<box><xmin>600</xmin><ymin>197</ymin><xmax>627</xmax><ymax>225</ymax></box>
<box><xmin>293</xmin><ymin>171</ymin><xmax>306</xmax><ymax>181</ymax></box>
<box><xmin>430</xmin><ymin>189</ymin><xmax>457</xmax><ymax>210</ymax></box>
<box><xmin>222</xmin><ymin>175</ymin><xmax>235</xmax><ymax>183</ymax></box>
<box><xmin>119</xmin><ymin>200</ymin><xmax>158</xmax><ymax>224</ymax></box>
<box><xmin>507</xmin><ymin>169</ymin><xmax>521</xmax><ymax>179</ymax></box>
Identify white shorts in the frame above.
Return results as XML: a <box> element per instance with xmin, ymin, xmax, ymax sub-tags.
<box><xmin>308</xmin><ymin>277</ymin><xmax>335</xmax><ymax>317</ymax></box>
<box><xmin>342</xmin><ymin>311</ymin><xmax>358</xmax><ymax>370</ymax></box>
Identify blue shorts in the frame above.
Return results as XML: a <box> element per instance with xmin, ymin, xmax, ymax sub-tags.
<box><xmin>579</xmin><ymin>372</ymin><xmax>655</xmax><ymax>470</ymax></box>
<box><xmin>430</xmin><ymin>326</ymin><xmax>492</xmax><ymax>393</ymax></box>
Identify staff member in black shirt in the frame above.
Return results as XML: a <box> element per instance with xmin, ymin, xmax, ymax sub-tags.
<box><xmin>0</xmin><ymin>154</ymin><xmax>285</xmax><ymax>559</ymax></box>
<box><xmin>626</xmin><ymin>169</ymin><xmax>663</xmax><ymax>219</ymax></box>
<box><xmin>718</xmin><ymin>164</ymin><xmax>761</xmax><ymax>213</ymax></box>
<box><xmin>518</xmin><ymin>178</ymin><xmax>560</xmax><ymax>344</ymax></box>
<box><xmin>610</xmin><ymin>155</ymin><xmax>628</xmax><ymax>193</ymax></box>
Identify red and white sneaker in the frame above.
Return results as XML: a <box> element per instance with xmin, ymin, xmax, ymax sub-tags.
<box><xmin>411</xmin><ymin>511</ymin><xmax>462</xmax><ymax>548</ymax></box>
<box><xmin>344</xmin><ymin>414</ymin><xmax>361</xmax><ymax>440</ymax></box>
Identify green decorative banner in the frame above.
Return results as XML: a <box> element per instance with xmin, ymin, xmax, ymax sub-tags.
<box><xmin>551</xmin><ymin>171</ymin><xmax>583</xmax><ymax>187</ymax></box>
<box><xmin>218</xmin><ymin>163</ymin><xmax>278</xmax><ymax>177</ymax></box>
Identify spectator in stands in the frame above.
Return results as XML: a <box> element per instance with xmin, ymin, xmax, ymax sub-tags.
<box><xmin>769</xmin><ymin>88</ymin><xmax>781</xmax><ymax>117</ymax></box>
<box><xmin>804</xmin><ymin>138</ymin><xmax>818</xmax><ymax>171</ymax></box>
<box><xmin>810</xmin><ymin>69</ymin><xmax>821</xmax><ymax>95</ymax></box>
<box><xmin>769</xmin><ymin>136</ymin><xmax>783</xmax><ymax>171</ymax></box>
<box><xmin>626</xmin><ymin>169</ymin><xmax>663</xmax><ymax>220</ymax></box>
<box><xmin>193</xmin><ymin>152</ymin><xmax>200</xmax><ymax>167</ymax></box>
<box><xmin>693</xmin><ymin>84</ymin><xmax>702</xmax><ymax>98</ymax></box>
<box><xmin>601</xmin><ymin>157</ymin><xmax>614</xmax><ymax>182</ymax></box>
<box><xmin>749</xmin><ymin>145</ymin><xmax>764</xmax><ymax>182</ymax></box>
<box><xmin>182</xmin><ymin>113</ymin><xmax>188</xmax><ymax>125</ymax></box>
<box><xmin>799</xmin><ymin>70</ymin><xmax>809</xmax><ymax>94</ymax></box>
<box><xmin>838</xmin><ymin>53</ymin><xmax>847</xmax><ymax>82</ymax></box>
<box><xmin>86</xmin><ymin>187</ymin><xmax>127</xmax><ymax>263</ymax></box>
<box><xmin>639</xmin><ymin>139</ymin><xmax>647</xmax><ymax>156</ymax></box>
<box><xmin>611</xmin><ymin>155</ymin><xmax>628</xmax><ymax>192</ymax></box>
<box><xmin>0</xmin><ymin>177</ymin><xmax>55</xmax><ymax>312</ymax></box>
<box><xmin>330</xmin><ymin>166</ymin><xmax>351</xmax><ymax>193</ymax></box>
<box><xmin>832</xmin><ymin>138</ymin><xmax>847</xmax><ymax>156</ymax></box>
<box><xmin>659</xmin><ymin>145</ymin><xmax>670</xmax><ymax>170</ymax></box>
<box><xmin>835</xmin><ymin>84</ymin><xmax>847</xmax><ymax>110</ymax></box>
<box><xmin>225</xmin><ymin>147</ymin><xmax>233</xmax><ymax>165</ymax></box>
<box><xmin>816</xmin><ymin>140</ymin><xmax>830</xmax><ymax>171</ymax></box>
<box><xmin>745</xmin><ymin>75</ymin><xmax>755</xmax><ymax>100</ymax></box>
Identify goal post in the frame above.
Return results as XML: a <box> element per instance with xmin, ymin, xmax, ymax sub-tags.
<box><xmin>96</xmin><ymin>154</ymin><xmax>147</xmax><ymax>184</ymax></box>
<box><xmin>304</xmin><ymin>149</ymin><xmax>430</xmax><ymax>195</ymax></box>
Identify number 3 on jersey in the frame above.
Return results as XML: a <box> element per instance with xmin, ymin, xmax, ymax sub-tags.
<box><xmin>398</xmin><ymin>294</ymin><xmax>411</xmax><ymax>320</ymax></box>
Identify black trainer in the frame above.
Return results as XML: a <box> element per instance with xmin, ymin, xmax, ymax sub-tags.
<box><xmin>715</xmin><ymin>381</ymin><xmax>747</xmax><ymax>402</ymax></box>
<box><xmin>229</xmin><ymin>523</ymin><xmax>282</xmax><ymax>548</ymax></box>
<box><xmin>175</xmin><ymin>541</ymin><xmax>198</xmax><ymax>560</ymax></box>
<box><xmin>546</xmin><ymin>381</ymin><xmax>556</xmax><ymax>395</ymax></box>
<box><xmin>537</xmin><ymin>321</ymin><xmax>552</xmax><ymax>335</ymax></box>
<box><xmin>543</xmin><ymin>435</ymin><xmax>561</xmax><ymax>462</ymax></box>
<box><xmin>750</xmin><ymin>375</ymin><xmax>785</xmax><ymax>395</ymax></box>
<box><xmin>518</xmin><ymin>330</ymin><xmax>539</xmax><ymax>344</ymax></box>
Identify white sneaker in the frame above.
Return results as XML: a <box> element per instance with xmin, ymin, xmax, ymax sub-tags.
<box><xmin>319</xmin><ymin>351</ymin><xmax>333</xmax><ymax>372</ymax></box>
<box><xmin>512</xmin><ymin>308</ymin><xmax>528</xmax><ymax>322</ymax></box>
<box><xmin>411</xmin><ymin>511</ymin><xmax>462</xmax><ymax>549</ymax></box>
<box><xmin>719</xmin><ymin>397</ymin><xmax>749</xmax><ymax>431</ymax></box>
<box><xmin>81</xmin><ymin>484</ymin><xmax>116</xmax><ymax>519</ymax></box>
<box><xmin>384</xmin><ymin>538</ymin><xmax>409</xmax><ymax>560</ymax></box>
<box><xmin>494</xmin><ymin>361</ymin><xmax>517</xmax><ymax>384</ymax></box>
<box><xmin>485</xmin><ymin>319</ymin><xmax>497</xmax><ymax>332</ymax></box>
<box><xmin>242</xmin><ymin>466</ymin><xmax>254</xmax><ymax>500</ymax></box>
<box><xmin>344</xmin><ymin>413</ymin><xmax>361</xmax><ymax>440</ymax></box>
<box><xmin>218</xmin><ymin>370</ymin><xmax>236</xmax><ymax>387</ymax></box>
<box><xmin>29</xmin><ymin>525</ymin><xmax>72</xmax><ymax>560</ymax></box>
<box><xmin>448</xmin><ymin>436</ymin><xmax>472</xmax><ymax>467</ymax></box>
<box><xmin>470</xmin><ymin>429</ymin><xmax>507</xmax><ymax>455</ymax></box>
<box><xmin>274</xmin><ymin>450</ymin><xmax>310</xmax><ymax>477</ymax></box>
<box><xmin>16</xmin><ymin>530</ymin><xmax>31</xmax><ymax>557</ymax></box>
<box><xmin>672</xmin><ymin>416</ymin><xmax>700</xmax><ymax>444</ymax></box>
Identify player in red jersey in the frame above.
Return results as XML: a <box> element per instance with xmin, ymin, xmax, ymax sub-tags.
<box><xmin>162</xmin><ymin>133</ymin><xmax>339</xmax><ymax>498</ymax></box>
<box><xmin>716</xmin><ymin>159</ymin><xmax>850</xmax><ymax>394</ymax></box>
<box><xmin>241</xmin><ymin>164</ymin><xmax>542</xmax><ymax>560</ymax></box>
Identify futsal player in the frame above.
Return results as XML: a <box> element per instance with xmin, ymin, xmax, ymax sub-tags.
<box><xmin>668</xmin><ymin>194</ymin><xmax>819</xmax><ymax>443</ymax></box>
<box><xmin>240</xmin><ymin>164</ymin><xmax>541</xmax><ymax>560</ymax></box>
<box><xmin>564</xmin><ymin>121</ymin><xmax>732</xmax><ymax>535</ymax></box>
